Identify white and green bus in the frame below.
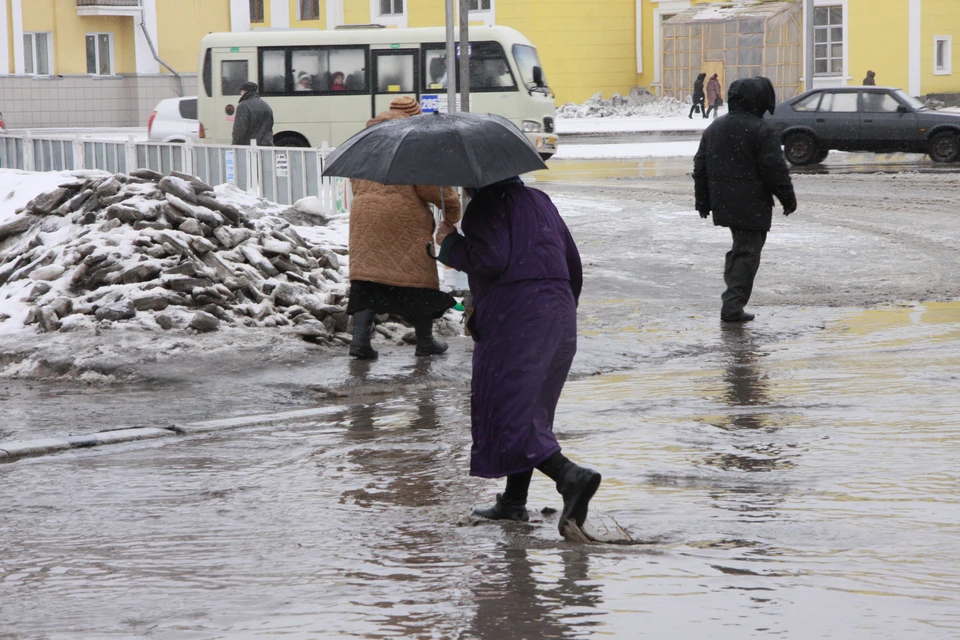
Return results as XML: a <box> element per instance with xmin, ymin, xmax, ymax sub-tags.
<box><xmin>197</xmin><ymin>25</ymin><xmax>557</xmax><ymax>158</ymax></box>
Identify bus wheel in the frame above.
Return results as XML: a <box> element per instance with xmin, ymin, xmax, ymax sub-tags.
<box><xmin>274</xmin><ymin>133</ymin><xmax>310</xmax><ymax>148</ymax></box>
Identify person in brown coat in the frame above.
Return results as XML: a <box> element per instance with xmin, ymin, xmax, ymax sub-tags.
<box><xmin>705</xmin><ymin>73</ymin><xmax>723</xmax><ymax>118</ymax></box>
<box><xmin>346</xmin><ymin>96</ymin><xmax>462</xmax><ymax>359</ymax></box>
<box><xmin>863</xmin><ymin>70</ymin><xmax>876</xmax><ymax>85</ymax></box>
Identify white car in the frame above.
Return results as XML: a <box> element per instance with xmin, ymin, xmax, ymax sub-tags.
<box><xmin>148</xmin><ymin>96</ymin><xmax>201</xmax><ymax>143</ymax></box>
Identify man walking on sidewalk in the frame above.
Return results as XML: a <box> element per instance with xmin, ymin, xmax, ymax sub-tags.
<box><xmin>693</xmin><ymin>76</ymin><xmax>797</xmax><ymax>323</ymax></box>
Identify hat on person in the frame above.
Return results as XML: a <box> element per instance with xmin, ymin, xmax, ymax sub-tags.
<box><xmin>297</xmin><ymin>71</ymin><xmax>309</xmax><ymax>81</ymax></box>
<box><xmin>239</xmin><ymin>81</ymin><xmax>258</xmax><ymax>93</ymax></box>
<box><xmin>389</xmin><ymin>95</ymin><xmax>422</xmax><ymax>117</ymax></box>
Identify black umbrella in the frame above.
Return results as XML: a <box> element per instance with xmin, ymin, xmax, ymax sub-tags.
<box><xmin>320</xmin><ymin>111</ymin><xmax>548</xmax><ymax>188</ymax></box>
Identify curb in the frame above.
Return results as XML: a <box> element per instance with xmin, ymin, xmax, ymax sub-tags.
<box><xmin>558</xmin><ymin>129</ymin><xmax>706</xmax><ymax>139</ymax></box>
<box><xmin>0</xmin><ymin>406</ymin><xmax>342</xmax><ymax>462</ymax></box>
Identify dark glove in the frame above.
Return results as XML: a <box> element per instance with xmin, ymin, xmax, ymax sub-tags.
<box><xmin>699</xmin><ymin>210</ymin><xmax>710</xmax><ymax>219</ymax></box>
<box><xmin>783</xmin><ymin>204</ymin><xmax>797</xmax><ymax>216</ymax></box>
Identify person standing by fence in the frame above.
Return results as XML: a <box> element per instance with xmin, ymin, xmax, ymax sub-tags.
<box><xmin>231</xmin><ymin>82</ymin><xmax>275</xmax><ymax>147</ymax></box>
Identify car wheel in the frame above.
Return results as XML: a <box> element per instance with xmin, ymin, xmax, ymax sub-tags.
<box><xmin>927</xmin><ymin>131</ymin><xmax>960</xmax><ymax>163</ymax></box>
<box><xmin>273</xmin><ymin>134</ymin><xmax>310</xmax><ymax>148</ymax></box>
<box><xmin>813</xmin><ymin>149</ymin><xmax>829</xmax><ymax>163</ymax></box>
<box><xmin>784</xmin><ymin>133</ymin><xmax>818</xmax><ymax>165</ymax></box>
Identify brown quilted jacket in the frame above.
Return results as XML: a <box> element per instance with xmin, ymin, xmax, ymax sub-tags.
<box><xmin>348</xmin><ymin>111</ymin><xmax>461</xmax><ymax>289</ymax></box>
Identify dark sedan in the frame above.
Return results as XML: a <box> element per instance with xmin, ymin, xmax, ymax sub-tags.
<box><xmin>765</xmin><ymin>86</ymin><xmax>960</xmax><ymax>165</ymax></box>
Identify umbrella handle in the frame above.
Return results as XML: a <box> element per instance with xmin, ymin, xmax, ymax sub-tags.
<box><xmin>426</xmin><ymin>242</ymin><xmax>439</xmax><ymax>261</ymax></box>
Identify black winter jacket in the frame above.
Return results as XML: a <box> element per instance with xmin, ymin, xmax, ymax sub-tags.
<box><xmin>693</xmin><ymin>77</ymin><xmax>796</xmax><ymax>231</ymax></box>
<box><xmin>232</xmin><ymin>92</ymin><xmax>275</xmax><ymax>146</ymax></box>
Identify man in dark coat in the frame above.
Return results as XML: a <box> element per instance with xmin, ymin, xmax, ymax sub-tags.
<box><xmin>231</xmin><ymin>82</ymin><xmax>275</xmax><ymax>146</ymax></box>
<box><xmin>435</xmin><ymin>177</ymin><xmax>602</xmax><ymax>538</ymax></box>
<box><xmin>693</xmin><ymin>76</ymin><xmax>797</xmax><ymax>323</ymax></box>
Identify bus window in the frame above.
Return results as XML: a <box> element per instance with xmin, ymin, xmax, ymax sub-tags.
<box><xmin>512</xmin><ymin>43</ymin><xmax>549</xmax><ymax>93</ymax></box>
<box><xmin>376</xmin><ymin>53</ymin><xmax>415</xmax><ymax>93</ymax></box>
<box><xmin>469</xmin><ymin>42</ymin><xmax>516</xmax><ymax>91</ymax></box>
<box><xmin>202</xmin><ymin>49</ymin><xmax>212</xmax><ymax>97</ymax></box>
<box><xmin>261</xmin><ymin>49</ymin><xmax>286</xmax><ymax>94</ymax></box>
<box><xmin>290</xmin><ymin>47</ymin><xmax>368</xmax><ymax>93</ymax></box>
<box><xmin>421</xmin><ymin>42</ymin><xmax>514</xmax><ymax>92</ymax></box>
<box><xmin>221</xmin><ymin>60</ymin><xmax>249</xmax><ymax>96</ymax></box>
<box><xmin>424</xmin><ymin>50</ymin><xmax>448</xmax><ymax>90</ymax></box>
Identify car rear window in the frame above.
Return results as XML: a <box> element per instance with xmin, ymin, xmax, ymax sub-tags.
<box><xmin>179</xmin><ymin>98</ymin><xmax>198</xmax><ymax>120</ymax></box>
<box><xmin>792</xmin><ymin>93</ymin><xmax>822</xmax><ymax>112</ymax></box>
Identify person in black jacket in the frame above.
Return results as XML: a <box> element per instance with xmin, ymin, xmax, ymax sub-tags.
<box><xmin>693</xmin><ymin>76</ymin><xmax>797</xmax><ymax>323</ymax></box>
<box><xmin>231</xmin><ymin>82</ymin><xmax>275</xmax><ymax>146</ymax></box>
<box><xmin>689</xmin><ymin>72</ymin><xmax>707</xmax><ymax>119</ymax></box>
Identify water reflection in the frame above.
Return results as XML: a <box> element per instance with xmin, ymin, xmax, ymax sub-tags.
<box><xmin>463</xmin><ymin>548</ymin><xmax>603</xmax><ymax>639</ymax></box>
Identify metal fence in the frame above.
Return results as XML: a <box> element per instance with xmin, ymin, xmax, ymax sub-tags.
<box><xmin>0</xmin><ymin>132</ymin><xmax>342</xmax><ymax>212</ymax></box>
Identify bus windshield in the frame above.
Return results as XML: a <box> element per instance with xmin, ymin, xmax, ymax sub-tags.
<box><xmin>512</xmin><ymin>44</ymin><xmax>550</xmax><ymax>95</ymax></box>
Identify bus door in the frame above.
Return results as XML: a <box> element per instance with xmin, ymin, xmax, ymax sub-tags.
<box><xmin>371</xmin><ymin>49</ymin><xmax>420</xmax><ymax>118</ymax></box>
<box><xmin>212</xmin><ymin>48</ymin><xmax>258</xmax><ymax>144</ymax></box>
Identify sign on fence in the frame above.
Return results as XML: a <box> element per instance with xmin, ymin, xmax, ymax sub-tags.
<box><xmin>275</xmin><ymin>152</ymin><xmax>289</xmax><ymax>178</ymax></box>
<box><xmin>225</xmin><ymin>150</ymin><xmax>236</xmax><ymax>184</ymax></box>
<box><xmin>335</xmin><ymin>177</ymin><xmax>351</xmax><ymax>214</ymax></box>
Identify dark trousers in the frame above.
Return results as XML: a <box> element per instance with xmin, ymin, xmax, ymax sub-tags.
<box><xmin>721</xmin><ymin>228</ymin><xmax>767</xmax><ymax>317</ymax></box>
<box><xmin>689</xmin><ymin>98</ymin><xmax>705</xmax><ymax>118</ymax></box>
<box><xmin>705</xmin><ymin>100</ymin><xmax>721</xmax><ymax>118</ymax></box>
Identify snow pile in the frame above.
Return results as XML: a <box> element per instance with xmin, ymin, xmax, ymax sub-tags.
<box><xmin>557</xmin><ymin>87</ymin><xmax>688</xmax><ymax>119</ymax></box>
<box><xmin>0</xmin><ymin>168</ymin><xmax>362</xmax><ymax>344</ymax></box>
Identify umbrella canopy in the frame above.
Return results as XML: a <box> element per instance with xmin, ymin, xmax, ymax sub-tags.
<box><xmin>321</xmin><ymin>111</ymin><xmax>548</xmax><ymax>188</ymax></box>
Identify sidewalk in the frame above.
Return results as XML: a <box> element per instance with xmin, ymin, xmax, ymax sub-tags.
<box><xmin>556</xmin><ymin>112</ymin><xmax>725</xmax><ymax>137</ymax></box>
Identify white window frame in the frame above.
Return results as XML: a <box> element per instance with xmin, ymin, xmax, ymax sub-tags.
<box><xmin>813</xmin><ymin>3</ymin><xmax>844</xmax><ymax>77</ymax></box>
<box><xmin>370</xmin><ymin>0</ymin><xmax>407</xmax><ymax>28</ymax></box>
<box><xmin>297</xmin><ymin>0</ymin><xmax>321</xmax><ymax>21</ymax></box>
<box><xmin>23</xmin><ymin>31</ymin><xmax>53</xmax><ymax>76</ymax></box>
<box><xmin>811</xmin><ymin>0</ymin><xmax>849</xmax><ymax>87</ymax></box>
<box><xmin>468</xmin><ymin>0</ymin><xmax>495</xmax><ymax>27</ymax></box>
<box><xmin>934</xmin><ymin>36</ymin><xmax>952</xmax><ymax>76</ymax></box>
<box><xmin>86</xmin><ymin>32</ymin><xmax>115</xmax><ymax>77</ymax></box>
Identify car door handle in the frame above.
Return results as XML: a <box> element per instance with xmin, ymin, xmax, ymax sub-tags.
<box><xmin>816</xmin><ymin>118</ymin><xmax>826</xmax><ymax>122</ymax></box>
<box><xmin>863</xmin><ymin>118</ymin><xmax>873</xmax><ymax>123</ymax></box>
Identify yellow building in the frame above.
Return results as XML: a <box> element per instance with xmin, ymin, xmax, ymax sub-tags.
<box><xmin>2</xmin><ymin>0</ymin><xmax>959</xmax><ymax>128</ymax></box>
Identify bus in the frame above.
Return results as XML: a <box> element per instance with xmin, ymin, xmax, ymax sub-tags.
<box><xmin>197</xmin><ymin>25</ymin><xmax>558</xmax><ymax>158</ymax></box>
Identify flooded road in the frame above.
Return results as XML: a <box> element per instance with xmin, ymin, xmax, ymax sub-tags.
<box><xmin>3</xmin><ymin>304</ymin><xmax>959</xmax><ymax>638</ymax></box>
<box><xmin>3</xmin><ymin>160</ymin><xmax>960</xmax><ymax>638</ymax></box>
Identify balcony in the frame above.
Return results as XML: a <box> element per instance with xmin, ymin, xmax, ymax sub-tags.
<box><xmin>76</xmin><ymin>0</ymin><xmax>141</xmax><ymax>17</ymax></box>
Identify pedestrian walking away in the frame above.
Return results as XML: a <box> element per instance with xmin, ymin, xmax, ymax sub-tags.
<box><xmin>693</xmin><ymin>76</ymin><xmax>797</xmax><ymax>323</ymax></box>
<box><xmin>863</xmin><ymin>70</ymin><xmax>877</xmax><ymax>85</ymax></box>
<box><xmin>231</xmin><ymin>82</ymin><xmax>275</xmax><ymax>146</ymax></box>
<box><xmin>689</xmin><ymin>72</ymin><xmax>707</xmax><ymax>119</ymax></box>
<box><xmin>346</xmin><ymin>96</ymin><xmax>462</xmax><ymax>360</ymax></box>
<box><xmin>705</xmin><ymin>73</ymin><xmax>723</xmax><ymax>118</ymax></box>
<box><xmin>435</xmin><ymin>177</ymin><xmax>602</xmax><ymax>539</ymax></box>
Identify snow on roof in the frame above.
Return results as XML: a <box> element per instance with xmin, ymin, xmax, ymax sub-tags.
<box><xmin>666</xmin><ymin>1</ymin><xmax>796</xmax><ymax>23</ymax></box>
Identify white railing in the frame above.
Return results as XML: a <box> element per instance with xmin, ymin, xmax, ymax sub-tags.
<box><xmin>0</xmin><ymin>133</ymin><xmax>344</xmax><ymax>212</ymax></box>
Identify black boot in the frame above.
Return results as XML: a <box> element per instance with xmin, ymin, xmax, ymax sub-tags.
<box><xmin>414</xmin><ymin>319</ymin><xmax>447</xmax><ymax>356</ymax></box>
<box><xmin>555</xmin><ymin>464</ymin><xmax>602</xmax><ymax>536</ymax></box>
<box><xmin>473</xmin><ymin>494</ymin><xmax>530</xmax><ymax>522</ymax></box>
<box><xmin>349</xmin><ymin>309</ymin><xmax>378</xmax><ymax>360</ymax></box>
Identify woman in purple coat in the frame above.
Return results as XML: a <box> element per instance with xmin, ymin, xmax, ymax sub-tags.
<box><xmin>436</xmin><ymin>177</ymin><xmax>602</xmax><ymax>537</ymax></box>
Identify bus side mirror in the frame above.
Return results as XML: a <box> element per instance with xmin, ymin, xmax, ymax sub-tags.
<box><xmin>532</xmin><ymin>66</ymin><xmax>544</xmax><ymax>87</ymax></box>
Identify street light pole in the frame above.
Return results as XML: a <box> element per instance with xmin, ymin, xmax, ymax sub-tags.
<box><xmin>805</xmin><ymin>0</ymin><xmax>816</xmax><ymax>92</ymax></box>
<box><xmin>445</xmin><ymin>0</ymin><xmax>457</xmax><ymax>112</ymax></box>
<box><xmin>458</xmin><ymin>0</ymin><xmax>471</xmax><ymax>112</ymax></box>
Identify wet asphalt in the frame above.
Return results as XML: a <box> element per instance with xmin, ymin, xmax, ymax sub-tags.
<box><xmin>2</xmin><ymin>156</ymin><xmax>960</xmax><ymax>639</ymax></box>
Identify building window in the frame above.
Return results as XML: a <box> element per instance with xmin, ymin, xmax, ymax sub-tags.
<box><xmin>813</xmin><ymin>5</ymin><xmax>843</xmax><ymax>76</ymax></box>
<box><xmin>935</xmin><ymin>36</ymin><xmax>952</xmax><ymax>75</ymax></box>
<box><xmin>250</xmin><ymin>0</ymin><xmax>264</xmax><ymax>23</ymax></box>
<box><xmin>379</xmin><ymin>0</ymin><xmax>403</xmax><ymax>16</ymax></box>
<box><xmin>469</xmin><ymin>0</ymin><xmax>491</xmax><ymax>10</ymax></box>
<box><xmin>300</xmin><ymin>0</ymin><xmax>320</xmax><ymax>20</ymax></box>
<box><xmin>23</xmin><ymin>32</ymin><xmax>52</xmax><ymax>76</ymax></box>
<box><xmin>85</xmin><ymin>33</ymin><xmax>114</xmax><ymax>76</ymax></box>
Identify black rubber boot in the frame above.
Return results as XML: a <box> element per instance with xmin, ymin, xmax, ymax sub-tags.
<box><xmin>555</xmin><ymin>464</ymin><xmax>602</xmax><ymax>536</ymax></box>
<box><xmin>473</xmin><ymin>494</ymin><xmax>530</xmax><ymax>522</ymax></box>
<box><xmin>414</xmin><ymin>319</ymin><xmax>447</xmax><ymax>356</ymax></box>
<box><xmin>349</xmin><ymin>309</ymin><xmax>378</xmax><ymax>360</ymax></box>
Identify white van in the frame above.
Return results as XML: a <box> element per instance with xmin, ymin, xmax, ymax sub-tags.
<box><xmin>197</xmin><ymin>25</ymin><xmax>557</xmax><ymax>158</ymax></box>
